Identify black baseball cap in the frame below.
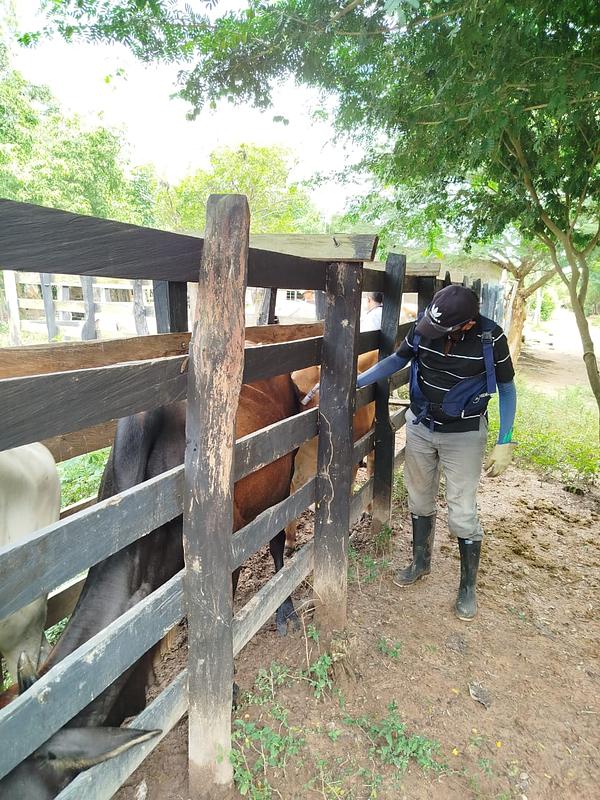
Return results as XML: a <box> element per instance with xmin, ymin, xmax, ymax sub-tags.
<box><xmin>415</xmin><ymin>285</ymin><xmax>479</xmax><ymax>339</ymax></box>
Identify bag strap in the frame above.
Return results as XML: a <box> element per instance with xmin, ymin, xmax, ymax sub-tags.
<box><xmin>411</xmin><ymin>314</ymin><xmax>423</xmax><ymax>355</ymax></box>
<box><xmin>480</xmin><ymin>316</ymin><xmax>497</xmax><ymax>395</ymax></box>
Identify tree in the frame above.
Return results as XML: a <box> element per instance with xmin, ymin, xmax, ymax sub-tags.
<box><xmin>157</xmin><ymin>144</ymin><xmax>323</xmax><ymax>234</ymax></box>
<box><xmin>486</xmin><ymin>242</ymin><xmax>556</xmax><ymax>361</ymax></box>
<box><xmin>35</xmin><ymin>1</ymin><xmax>600</xmax><ymax>428</ymax></box>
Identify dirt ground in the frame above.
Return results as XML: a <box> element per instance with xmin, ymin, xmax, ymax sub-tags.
<box><xmin>518</xmin><ymin>309</ymin><xmax>600</xmax><ymax>395</ymax></box>
<box><xmin>116</xmin><ymin>460</ymin><xmax>600</xmax><ymax>800</ymax></box>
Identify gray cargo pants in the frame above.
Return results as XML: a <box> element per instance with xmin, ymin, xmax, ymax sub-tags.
<box><xmin>404</xmin><ymin>409</ymin><xmax>488</xmax><ymax>541</ymax></box>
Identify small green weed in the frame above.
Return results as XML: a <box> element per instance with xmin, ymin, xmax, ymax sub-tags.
<box><xmin>304</xmin><ymin>653</ymin><xmax>333</xmax><ymax>699</ymax></box>
<box><xmin>374</xmin><ymin>524</ymin><xmax>394</xmax><ymax>554</ymax></box>
<box><xmin>230</xmin><ymin>718</ymin><xmax>304</xmax><ymax>799</ymax></box>
<box><xmin>327</xmin><ymin>727</ymin><xmax>342</xmax><ymax>742</ymax></box>
<box><xmin>345</xmin><ymin>701</ymin><xmax>445</xmax><ymax>772</ymax></box>
<box><xmin>245</xmin><ymin>662</ymin><xmax>291</xmax><ymax>706</ymax></box>
<box><xmin>479</xmin><ymin>757</ymin><xmax>494</xmax><ymax>777</ymax></box>
<box><xmin>348</xmin><ymin>548</ymin><xmax>390</xmax><ymax>585</ymax></box>
<box><xmin>377</xmin><ymin>637</ymin><xmax>402</xmax><ymax>660</ymax></box>
<box><xmin>306</xmin><ymin>623</ymin><xmax>320</xmax><ymax>643</ymax></box>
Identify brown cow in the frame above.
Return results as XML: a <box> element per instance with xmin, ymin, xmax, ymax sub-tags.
<box><xmin>285</xmin><ymin>350</ymin><xmax>379</xmax><ymax>554</ymax></box>
<box><xmin>0</xmin><ymin>370</ymin><xmax>300</xmax><ymax>799</ymax></box>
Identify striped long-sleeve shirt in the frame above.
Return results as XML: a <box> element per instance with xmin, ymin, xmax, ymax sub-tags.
<box><xmin>396</xmin><ymin>316</ymin><xmax>515</xmax><ymax>433</ymax></box>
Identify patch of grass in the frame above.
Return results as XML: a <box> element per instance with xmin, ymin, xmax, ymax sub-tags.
<box><xmin>377</xmin><ymin>636</ymin><xmax>402</xmax><ymax>660</ymax></box>
<box><xmin>392</xmin><ymin>470</ymin><xmax>408</xmax><ymax>507</ymax></box>
<box><xmin>345</xmin><ymin>701</ymin><xmax>445</xmax><ymax>773</ymax></box>
<box><xmin>46</xmin><ymin>616</ymin><xmax>69</xmax><ymax>647</ymax></box>
<box><xmin>57</xmin><ymin>448</ymin><xmax>110</xmax><ymax>506</ymax></box>
<box><xmin>487</xmin><ymin>379</ymin><xmax>598</xmax><ymax>484</ymax></box>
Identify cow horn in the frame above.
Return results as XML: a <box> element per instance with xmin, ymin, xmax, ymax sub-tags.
<box><xmin>17</xmin><ymin>652</ymin><xmax>39</xmax><ymax>693</ymax></box>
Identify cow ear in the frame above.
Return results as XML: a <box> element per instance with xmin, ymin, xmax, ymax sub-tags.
<box><xmin>35</xmin><ymin>728</ymin><xmax>160</xmax><ymax>772</ymax></box>
<box><xmin>17</xmin><ymin>652</ymin><xmax>38</xmax><ymax>693</ymax></box>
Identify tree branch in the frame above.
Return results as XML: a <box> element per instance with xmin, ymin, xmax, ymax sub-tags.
<box><xmin>583</xmin><ymin>219</ymin><xmax>600</xmax><ymax>256</ymax></box>
<box><xmin>521</xmin><ymin>268</ymin><xmax>555</xmax><ymax>300</ymax></box>
<box><xmin>537</xmin><ymin>232</ymin><xmax>571</xmax><ymax>289</ymax></box>
<box><xmin>505</xmin><ymin>131</ymin><xmax>568</xmax><ymax>244</ymax></box>
<box><xmin>330</xmin><ymin>0</ymin><xmax>365</xmax><ymax>22</ymax></box>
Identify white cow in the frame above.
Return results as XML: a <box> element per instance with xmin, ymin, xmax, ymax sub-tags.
<box><xmin>0</xmin><ymin>443</ymin><xmax>60</xmax><ymax>682</ymax></box>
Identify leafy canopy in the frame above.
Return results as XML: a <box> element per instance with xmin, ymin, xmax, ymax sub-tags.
<box><xmin>34</xmin><ymin>2</ymin><xmax>600</xmax><ymax>247</ymax></box>
<box><xmin>158</xmin><ymin>143</ymin><xmax>323</xmax><ymax>234</ymax></box>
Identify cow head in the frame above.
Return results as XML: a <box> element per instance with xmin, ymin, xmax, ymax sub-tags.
<box><xmin>0</xmin><ymin>654</ymin><xmax>160</xmax><ymax>799</ymax></box>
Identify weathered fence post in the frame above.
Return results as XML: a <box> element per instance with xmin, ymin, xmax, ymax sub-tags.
<box><xmin>417</xmin><ymin>276</ymin><xmax>436</xmax><ymax>312</ymax></box>
<box><xmin>313</xmin><ymin>261</ymin><xmax>362</xmax><ymax>636</ymax></box>
<box><xmin>153</xmin><ymin>280</ymin><xmax>188</xmax><ymax>333</ymax></box>
<box><xmin>372</xmin><ymin>254</ymin><xmax>406</xmax><ymax>535</ymax></box>
<box><xmin>471</xmin><ymin>277</ymin><xmax>482</xmax><ymax>300</ymax></box>
<box><xmin>257</xmin><ymin>287</ymin><xmax>277</xmax><ymax>324</ymax></box>
<box><xmin>80</xmin><ymin>276</ymin><xmax>97</xmax><ymax>340</ymax></box>
<box><xmin>183</xmin><ymin>194</ymin><xmax>249</xmax><ymax>798</ymax></box>
<box><xmin>132</xmin><ymin>279</ymin><xmax>149</xmax><ymax>335</ymax></box>
<box><xmin>40</xmin><ymin>272</ymin><xmax>58</xmax><ymax>341</ymax></box>
<box><xmin>315</xmin><ymin>289</ymin><xmax>327</xmax><ymax>320</ymax></box>
<box><xmin>3</xmin><ymin>270</ymin><xmax>21</xmax><ymax>345</ymax></box>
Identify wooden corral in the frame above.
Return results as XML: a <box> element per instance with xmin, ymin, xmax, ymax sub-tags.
<box><xmin>0</xmin><ymin>196</ymin><xmax>504</xmax><ymax>799</ymax></box>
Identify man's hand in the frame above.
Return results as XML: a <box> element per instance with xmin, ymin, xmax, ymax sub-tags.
<box><xmin>485</xmin><ymin>443</ymin><xmax>516</xmax><ymax>477</ymax></box>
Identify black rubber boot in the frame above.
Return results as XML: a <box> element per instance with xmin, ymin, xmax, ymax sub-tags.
<box><xmin>393</xmin><ymin>514</ymin><xmax>436</xmax><ymax>587</ymax></box>
<box><xmin>455</xmin><ymin>538</ymin><xmax>481</xmax><ymax>620</ymax></box>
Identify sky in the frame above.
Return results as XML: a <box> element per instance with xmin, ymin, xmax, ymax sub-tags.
<box><xmin>8</xmin><ymin>0</ymin><xmax>365</xmax><ymax>219</ymax></box>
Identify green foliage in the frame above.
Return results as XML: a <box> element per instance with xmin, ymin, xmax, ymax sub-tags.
<box><xmin>230</xmin><ymin>718</ymin><xmax>305</xmax><ymax>799</ymax></box>
<box><xmin>57</xmin><ymin>449</ymin><xmax>110</xmax><ymax>507</ymax></box>
<box><xmin>540</xmin><ymin>292</ymin><xmax>556</xmax><ymax>322</ymax></box>
<box><xmin>159</xmin><ymin>144</ymin><xmax>323</xmax><ymax>234</ymax></box>
<box><xmin>305</xmin><ymin>653</ymin><xmax>333</xmax><ymax>699</ymax></box>
<box><xmin>487</xmin><ymin>380</ymin><xmax>599</xmax><ymax>483</ymax></box>
<box><xmin>345</xmin><ymin>701</ymin><xmax>445</xmax><ymax>772</ymax></box>
<box><xmin>376</xmin><ymin>637</ymin><xmax>402</xmax><ymax>660</ymax></box>
<box><xmin>348</xmin><ymin>546</ymin><xmax>390</xmax><ymax>585</ymax></box>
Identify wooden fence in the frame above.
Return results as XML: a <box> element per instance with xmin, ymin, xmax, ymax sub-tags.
<box><xmin>0</xmin><ymin>197</ymin><xmax>502</xmax><ymax>799</ymax></box>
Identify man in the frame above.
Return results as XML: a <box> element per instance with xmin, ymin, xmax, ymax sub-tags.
<box><xmin>357</xmin><ymin>284</ymin><xmax>516</xmax><ymax>620</ymax></box>
<box><xmin>361</xmin><ymin>291</ymin><xmax>384</xmax><ymax>332</ymax></box>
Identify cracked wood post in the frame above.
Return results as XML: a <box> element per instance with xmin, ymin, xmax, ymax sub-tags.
<box><xmin>372</xmin><ymin>253</ymin><xmax>406</xmax><ymax>536</ymax></box>
<box><xmin>313</xmin><ymin>261</ymin><xmax>362</xmax><ymax>636</ymax></box>
<box><xmin>183</xmin><ymin>194</ymin><xmax>249</xmax><ymax>798</ymax></box>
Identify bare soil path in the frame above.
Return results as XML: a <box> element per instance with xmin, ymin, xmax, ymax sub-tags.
<box><xmin>117</xmin><ymin>464</ymin><xmax>599</xmax><ymax>800</ymax></box>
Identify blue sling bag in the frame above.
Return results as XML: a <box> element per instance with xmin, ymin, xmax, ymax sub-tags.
<box><xmin>409</xmin><ymin>315</ymin><xmax>497</xmax><ymax>429</ymax></box>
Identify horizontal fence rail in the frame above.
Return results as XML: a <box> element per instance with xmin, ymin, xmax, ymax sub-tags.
<box><xmin>0</xmin><ymin>466</ymin><xmax>184</xmax><ymax>620</ymax></box>
<box><xmin>0</xmin><ymin>570</ymin><xmax>185</xmax><ymax>780</ymax></box>
<box><xmin>56</xmin><ymin>669</ymin><xmax>189</xmax><ymax>800</ymax></box>
<box><xmin>232</xmin><ymin>541</ymin><xmax>314</xmax><ymax>655</ymax></box>
<box><xmin>0</xmin><ymin>356</ymin><xmax>189</xmax><ymax>452</ymax></box>
<box><xmin>0</xmin><ymin>201</ymin><xmax>381</xmax><ymax>289</ymax></box>
<box><xmin>0</xmin><ymin>329</ymin><xmax>383</xmax><ymax>453</ymax></box>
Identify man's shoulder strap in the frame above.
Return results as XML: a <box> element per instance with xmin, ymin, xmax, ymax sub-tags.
<box><xmin>479</xmin><ymin>315</ymin><xmax>497</xmax><ymax>394</ymax></box>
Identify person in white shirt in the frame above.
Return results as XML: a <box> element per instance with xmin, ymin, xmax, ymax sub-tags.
<box><xmin>361</xmin><ymin>292</ymin><xmax>383</xmax><ymax>332</ymax></box>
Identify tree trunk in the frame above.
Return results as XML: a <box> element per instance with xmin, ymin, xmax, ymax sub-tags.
<box><xmin>507</xmin><ymin>282</ymin><xmax>527</xmax><ymax>362</ymax></box>
<box><xmin>568</xmin><ymin>282</ymin><xmax>600</xmax><ymax>437</ymax></box>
